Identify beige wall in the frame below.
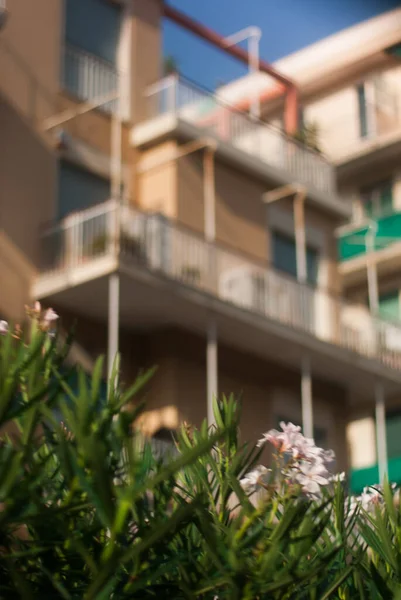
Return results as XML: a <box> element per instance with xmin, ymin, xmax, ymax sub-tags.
<box><xmin>129</xmin><ymin>0</ymin><xmax>162</xmax><ymax>124</ymax></box>
<box><xmin>136</xmin><ymin>141</ymin><xmax>178</xmax><ymax>216</ymax></box>
<box><xmin>305</xmin><ymin>63</ymin><xmax>401</xmax><ymax>164</ymax></box>
<box><xmin>0</xmin><ymin>0</ymin><xmax>63</xmax><ymax>123</ymax></box>
<box><xmin>0</xmin><ymin>232</ymin><xmax>35</xmax><ymax>322</ymax></box>
<box><xmin>0</xmin><ymin>95</ymin><xmax>57</xmax><ymax>267</ymax></box>
<box><xmin>177</xmin><ymin>154</ymin><xmax>268</xmax><ymax>261</ymax></box>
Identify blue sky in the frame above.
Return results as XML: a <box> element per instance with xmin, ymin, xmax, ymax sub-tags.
<box><xmin>163</xmin><ymin>0</ymin><xmax>401</xmax><ymax>90</ymax></box>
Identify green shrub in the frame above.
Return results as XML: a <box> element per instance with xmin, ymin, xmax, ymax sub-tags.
<box><xmin>0</xmin><ymin>306</ymin><xmax>400</xmax><ymax>598</ymax></box>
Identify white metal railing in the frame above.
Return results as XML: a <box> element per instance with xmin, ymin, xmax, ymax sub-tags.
<box><xmin>39</xmin><ymin>201</ymin><xmax>401</xmax><ymax>371</ymax></box>
<box><xmin>144</xmin><ymin>75</ymin><xmax>336</xmax><ymax>196</ymax></box>
<box><xmin>62</xmin><ymin>44</ymin><xmax>119</xmax><ymax>114</ymax></box>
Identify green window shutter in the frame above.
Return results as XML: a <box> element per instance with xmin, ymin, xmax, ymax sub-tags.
<box><xmin>357</xmin><ymin>84</ymin><xmax>368</xmax><ymax>138</ymax></box>
<box><xmin>378</xmin><ymin>291</ymin><xmax>400</xmax><ymax>322</ymax></box>
<box><xmin>272</xmin><ymin>231</ymin><xmax>319</xmax><ymax>286</ymax></box>
<box><xmin>58</xmin><ymin>161</ymin><xmax>110</xmax><ymax>220</ymax></box>
<box><xmin>362</xmin><ymin>192</ymin><xmax>374</xmax><ymax>219</ymax></box>
<box><xmin>379</xmin><ymin>182</ymin><xmax>393</xmax><ymax>216</ymax></box>
<box><xmin>361</xmin><ymin>180</ymin><xmax>393</xmax><ymax>219</ymax></box>
<box><xmin>65</xmin><ymin>0</ymin><xmax>121</xmax><ymax>64</ymax></box>
<box><xmin>386</xmin><ymin>412</ymin><xmax>401</xmax><ymax>459</ymax></box>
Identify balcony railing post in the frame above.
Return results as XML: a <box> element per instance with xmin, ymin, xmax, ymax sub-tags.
<box><xmin>301</xmin><ymin>356</ymin><xmax>313</xmax><ymax>440</ymax></box>
<box><xmin>375</xmin><ymin>382</ymin><xmax>387</xmax><ymax>483</ymax></box>
<box><xmin>107</xmin><ymin>272</ymin><xmax>120</xmax><ymax>388</ymax></box>
<box><xmin>207</xmin><ymin>319</ymin><xmax>218</xmax><ymax>427</ymax></box>
<box><xmin>168</xmin><ymin>73</ymin><xmax>178</xmax><ymax>114</ymax></box>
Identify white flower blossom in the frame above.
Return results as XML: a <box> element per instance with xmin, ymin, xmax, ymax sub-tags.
<box><xmin>330</xmin><ymin>472</ymin><xmax>346</xmax><ymax>483</ymax></box>
<box><xmin>257</xmin><ymin>422</ymin><xmax>302</xmax><ymax>452</ymax></box>
<box><xmin>42</xmin><ymin>308</ymin><xmax>59</xmax><ymax>325</ymax></box>
<box><xmin>0</xmin><ymin>320</ymin><xmax>8</xmax><ymax>335</ymax></box>
<box><xmin>240</xmin><ymin>465</ymin><xmax>271</xmax><ymax>494</ymax></box>
<box><xmin>294</xmin><ymin>461</ymin><xmax>330</xmax><ymax>498</ymax></box>
<box><xmin>253</xmin><ymin>422</ymin><xmax>337</xmax><ymax>500</ymax></box>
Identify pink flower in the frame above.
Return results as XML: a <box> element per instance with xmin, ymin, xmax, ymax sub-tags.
<box><xmin>240</xmin><ymin>465</ymin><xmax>271</xmax><ymax>493</ymax></box>
<box><xmin>0</xmin><ymin>320</ymin><xmax>8</xmax><ymax>335</ymax></box>
<box><xmin>42</xmin><ymin>308</ymin><xmax>59</xmax><ymax>327</ymax></box>
<box><xmin>294</xmin><ymin>461</ymin><xmax>330</xmax><ymax>498</ymax></box>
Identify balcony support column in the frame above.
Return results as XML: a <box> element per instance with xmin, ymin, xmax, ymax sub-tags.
<box><xmin>375</xmin><ymin>382</ymin><xmax>388</xmax><ymax>483</ymax></box>
<box><xmin>294</xmin><ymin>190</ymin><xmax>307</xmax><ymax>284</ymax></box>
<box><xmin>301</xmin><ymin>356</ymin><xmax>313</xmax><ymax>440</ymax></box>
<box><xmin>108</xmin><ymin>272</ymin><xmax>120</xmax><ymax>387</ymax></box>
<box><xmin>204</xmin><ymin>145</ymin><xmax>218</xmax><ymax>426</ymax></box>
<box><xmin>207</xmin><ymin>320</ymin><xmax>218</xmax><ymax>427</ymax></box>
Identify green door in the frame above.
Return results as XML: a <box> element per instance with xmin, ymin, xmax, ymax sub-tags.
<box><xmin>378</xmin><ymin>291</ymin><xmax>400</xmax><ymax>322</ymax></box>
<box><xmin>362</xmin><ymin>180</ymin><xmax>393</xmax><ymax>218</ymax></box>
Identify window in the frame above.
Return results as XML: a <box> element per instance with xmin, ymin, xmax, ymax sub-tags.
<box><xmin>58</xmin><ymin>161</ymin><xmax>110</xmax><ymax>219</ymax></box>
<box><xmin>65</xmin><ymin>0</ymin><xmax>121</xmax><ymax>65</ymax></box>
<box><xmin>357</xmin><ymin>83</ymin><xmax>368</xmax><ymax>138</ymax></box>
<box><xmin>272</xmin><ymin>231</ymin><xmax>319</xmax><ymax>286</ymax></box>
<box><xmin>361</xmin><ymin>180</ymin><xmax>393</xmax><ymax>219</ymax></box>
<box><xmin>386</xmin><ymin>410</ymin><xmax>401</xmax><ymax>459</ymax></box>
<box><xmin>386</xmin><ymin>43</ymin><xmax>401</xmax><ymax>59</ymax></box>
<box><xmin>378</xmin><ymin>291</ymin><xmax>400</xmax><ymax>322</ymax></box>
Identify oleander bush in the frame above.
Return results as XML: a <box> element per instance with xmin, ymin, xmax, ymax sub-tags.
<box><xmin>0</xmin><ymin>306</ymin><xmax>401</xmax><ymax>599</ymax></box>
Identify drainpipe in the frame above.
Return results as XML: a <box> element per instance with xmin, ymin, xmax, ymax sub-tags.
<box><xmin>163</xmin><ymin>4</ymin><xmax>299</xmax><ymax>135</ymax></box>
<box><xmin>203</xmin><ymin>144</ymin><xmax>218</xmax><ymax>426</ymax></box>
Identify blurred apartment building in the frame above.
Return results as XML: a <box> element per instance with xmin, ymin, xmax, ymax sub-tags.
<box><xmin>1</xmin><ymin>0</ymin><xmax>401</xmax><ymax>490</ymax></box>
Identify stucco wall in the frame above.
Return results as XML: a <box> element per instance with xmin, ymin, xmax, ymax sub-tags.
<box><xmin>0</xmin><ymin>95</ymin><xmax>57</xmax><ymax>268</ymax></box>
<box><xmin>138</xmin><ymin>328</ymin><xmax>349</xmax><ymax>470</ymax></box>
<box><xmin>0</xmin><ymin>0</ymin><xmax>63</xmax><ymax>123</ymax></box>
<box><xmin>305</xmin><ymin>63</ymin><xmax>401</xmax><ymax>164</ymax></box>
<box><xmin>0</xmin><ymin>232</ymin><xmax>35</xmax><ymax>322</ymax></box>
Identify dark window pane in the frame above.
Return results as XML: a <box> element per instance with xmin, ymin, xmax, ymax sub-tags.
<box><xmin>58</xmin><ymin>161</ymin><xmax>110</xmax><ymax>219</ymax></box>
<box><xmin>272</xmin><ymin>231</ymin><xmax>319</xmax><ymax>286</ymax></box>
<box><xmin>357</xmin><ymin>84</ymin><xmax>368</xmax><ymax>138</ymax></box>
<box><xmin>65</xmin><ymin>0</ymin><xmax>121</xmax><ymax>64</ymax></box>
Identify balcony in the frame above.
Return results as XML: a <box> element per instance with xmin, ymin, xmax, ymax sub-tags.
<box><xmin>132</xmin><ymin>76</ymin><xmax>337</xmax><ymax>201</ymax></box>
<box><xmin>34</xmin><ymin>201</ymin><xmax>401</xmax><ymax>381</ymax></box>
<box><xmin>62</xmin><ymin>44</ymin><xmax>119</xmax><ymax>114</ymax></box>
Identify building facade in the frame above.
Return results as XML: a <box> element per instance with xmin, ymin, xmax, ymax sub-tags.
<box><xmin>1</xmin><ymin>0</ymin><xmax>401</xmax><ymax>484</ymax></box>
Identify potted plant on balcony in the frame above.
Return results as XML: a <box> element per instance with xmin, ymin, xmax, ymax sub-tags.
<box><xmin>180</xmin><ymin>265</ymin><xmax>202</xmax><ymax>286</ymax></box>
<box><xmin>292</xmin><ymin>121</ymin><xmax>322</xmax><ymax>154</ymax></box>
<box><xmin>163</xmin><ymin>55</ymin><xmax>179</xmax><ymax>76</ymax></box>
<box><xmin>120</xmin><ymin>230</ymin><xmax>146</xmax><ymax>263</ymax></box>
<box><xmin>80</xmin><ymin>232</ymin><xmax>109</xmax><ymax>262</ymax></box>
